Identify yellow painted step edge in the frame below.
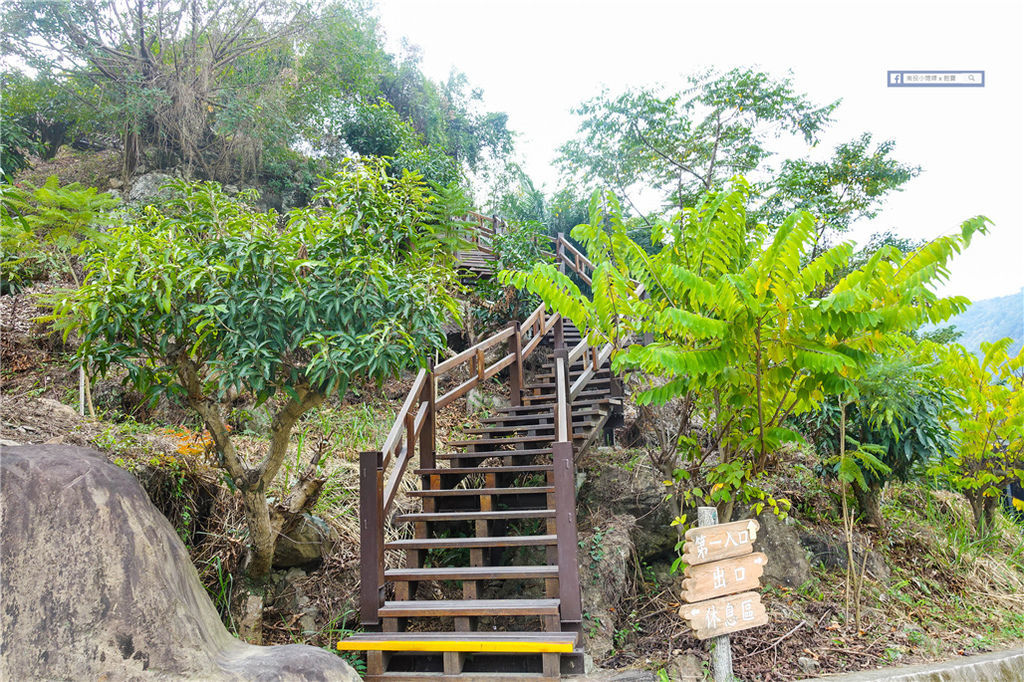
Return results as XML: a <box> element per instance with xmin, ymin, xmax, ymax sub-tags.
<box><xmin>336</xmin><ymin>640</ymin><xmax>573</xmax><ymax>653</ymax></box>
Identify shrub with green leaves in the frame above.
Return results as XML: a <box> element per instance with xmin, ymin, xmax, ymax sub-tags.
<box><xmin>804</xmin><ymin>351</ymin><xmax>956</xmax><ymax>527</ymax></box>
<box><xmin>58</xmin><ymin>161</ymin><xmax>460</xmax><ymax>577</ymax></box>
<box><xmin>1</xmin><ymin>175</ymin><xmax>120</xmax><ymax>291</ymax></box>
<box><xmin>503</xmin><ymin>179</ymin><xmax>987</xmax><ymax>526</ymax></box>
<box><xmin>928</xmin><ymin>339</ymin><xmax>1024</xmax><ymax>533</ymax></box>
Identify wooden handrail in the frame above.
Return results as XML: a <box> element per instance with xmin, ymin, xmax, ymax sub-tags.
<box><xmin>555</xmin><ymin>356</ymin><xmax>569</xmax><ymax>442</ymax></box>
<box><xmin>380</xmin><ymin>368</ymin><xmax>427</xmax><ymax>470</ymax></box>
<box><xmin>556</xmin><ymin>233</ymin><xmax>595</xmax><ymax>285</ymax></box>
<box><xmin>552</xmin><ymin>349</ymin><xmax>583</xmax><ymax>625</ymax></box>
<box><xmin>570</xmin><ymin>342</ymin><xmax>614</xmax><ymax>400</ymax></box>
<box><xmin>558</xmin><ymin>236</ymin><xmax>594</xmax><ymax>270</ymax></box>
<box><xmin>566</xmin><ymin>336</ymin><xmax>588</xmax><ymax>365</ymax></box>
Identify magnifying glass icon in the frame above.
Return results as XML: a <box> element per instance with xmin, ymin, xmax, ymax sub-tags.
<box><xmin>968</xmin><ymin>74</ymin><xmax>975</xmax><ymax>81</ymax></box>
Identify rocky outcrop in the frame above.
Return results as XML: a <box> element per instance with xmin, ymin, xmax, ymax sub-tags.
<box><xmin>273</xmin><ymin>514</ymin><xmax>338</xmax><ymax>568</ymax></box>
<box><xmin>0</xmin><ymin>445</ymin><xmax>358</xmax><ymax>681</ymax></box>
<box><xmin>127</xmin><ymin>171</ymin><xmax>176</xmax><ymax>202</ymax></box>
<box><xmin>580</xmin><ymin>454</ymin><xmax>678</xmax><ymax>557</ymax></box>
<box><xmin>578</xmin><ymin>514</ymin><xmax>638</xmax><ymax>659</ymax></box>
<box><xmin>744</xmin><ymin>509</ymin><xmax>813</xmax><ymax>588</ymax></box>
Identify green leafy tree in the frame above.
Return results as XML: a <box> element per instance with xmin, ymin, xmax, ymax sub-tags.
<box><xmin>490</xmin><ymin>163</ymin><xmax>590</xmax><ymax>238</ymax></box>
<box><xmin>558</xmin><ymin>68</ymin><xmax>838</xmax><ymax>216</ymax></box>
<box><xmin>760</xmin><ymin>133</ymin><xmax>920</xmax><ymax>257</ymax></box>
<box><xmin>57</xmin><ymin>160</ymin><xmax>459</xmax><ymax>578</ymax></box>
<box><xmin>929</xmin><ymin>339</ymin><xmax>1024</xmax><ymax>533</ymax></box>
<box><xmin>2</xmin><ymin>0</ymin><xmax>310</xmax><ymax>179</ymax></box>
<box><xmin>558</xmin><ymin>68</ymin><xmax>917</xmax><ymax>254</ymax></box>
<box><xmin>805</xmin><ymin>351</ymin><xmax>956</xmax><ymax>527</ymax></box>
<box><xmin>503</xmin><ymin>179</ymin><xmax>987</xmax><ymax>524</ymax></box>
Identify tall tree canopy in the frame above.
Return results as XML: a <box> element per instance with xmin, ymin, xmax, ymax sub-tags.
<box><xmin>558</xmin><ymin>68</ymin><xmax>918</xmax><ymax>251</ymax></box>
<box><xmin>1</xmin><ymin>0</ymin><xmax>513</xmax><ymax>187</ymax></box>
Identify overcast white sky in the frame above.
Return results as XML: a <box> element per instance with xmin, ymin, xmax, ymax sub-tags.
<box><xmin>374</xmin><ymin>0</ymin><xmax>1023</xmax><ymax>303</ymax></box>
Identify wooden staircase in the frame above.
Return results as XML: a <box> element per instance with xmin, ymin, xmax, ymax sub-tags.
<box><xmin>339</xmin><ymin>229</ymin><xmax>620</xmax><ymax>680</ymax></box>
<box><xmin>455</xmin><ymin>211</ymin><xmax>501</xmax><ymax>277</ymax></box>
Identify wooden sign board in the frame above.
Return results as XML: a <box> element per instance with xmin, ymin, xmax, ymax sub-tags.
<box><xmin>681</xmin><ymin>519</ymin><xmax>760</xmax><ymax>565</ymax></box>
<box><xmin>681</xmin><ymin>552</ymin><xmax>767</xmax><ymax>603</ymax></box>
<box><xmin>679</xmin><ymin>591</ymin><xmax>769</xmax><ymax>640</ymax></box>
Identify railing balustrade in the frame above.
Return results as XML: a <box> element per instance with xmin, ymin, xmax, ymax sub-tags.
<box><xmin>359</xmin><ymin>218</ymin><xmax>611</xmax><ymax>629</ymax></box>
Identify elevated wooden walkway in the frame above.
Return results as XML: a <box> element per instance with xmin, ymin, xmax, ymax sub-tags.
<box><xmin>340</xmin><ymin>223</ymin><xmax>620</xmax><ymax>680</ymax></box>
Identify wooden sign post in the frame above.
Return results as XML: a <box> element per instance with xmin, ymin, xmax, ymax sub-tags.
<box><xmin>680</xmin><ymin>507</ymin><xmax>770</xmax><ymax>681</ymax></box>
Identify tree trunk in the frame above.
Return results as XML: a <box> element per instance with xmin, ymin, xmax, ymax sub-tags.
<box><xmin>241</xmin><ymin>489</ymin><xmax>276</xmax><ymax>579</ymax></box>
<box><xmin>980</xmin><ymin>495</ymin><xmax>999</xmax><ymax>534</ymax></box>
<box><xmin>852</xmin><ymin>480</ymin><xmax>884</xmax><ymax>529</ymax></box>
<box><xmin>968</xmin><ymin>492</ymin><xmax>986</xmax><ymax>534</ymax></box>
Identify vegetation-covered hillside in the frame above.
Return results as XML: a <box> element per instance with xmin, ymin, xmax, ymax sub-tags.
<box><xmin>2</xmin><ymin>2</ymin><xmax>1022</xmax><ymax>679</ymax></box>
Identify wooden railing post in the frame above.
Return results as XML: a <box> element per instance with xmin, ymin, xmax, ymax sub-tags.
<box><xmin>553</xmin><ymin>441</ymin><xmax>582</xmax><ymax>626</ymax></box>
<box><xmin>508</xmin><ymin>321</ymin><xmax>523</xmax><ymax>407</ymax></box>
<box><xmin>605</xmin><ymin>375</ymin><xmax>624</xmax><ymax>446</ymax></box>
<box><xmin>554</xmin><ymin>348</ymin><xmax>573</xmax><ymax>437</ymax></box>
<box><xmin>554</xmin><ymin>314</ymin><xmax>565</xmax><ymax>352</ymax></box>
<box><xmin>552</xmin><ymin>351</ymin><xmax>582</xmax><ymax>627</ymax></box>
<box><xmin>556</xmin><ymin>233</ymin><xmax>566</xmax><ymax>275</ymax></box>
<box><xmin>359</xmin><ymin>450</ymin><xmax>384</xmax><ymax>626</ymax></box>
<box><xmin>419</xmin><ymin>363</ymin><xmax>435</xmax><ymax>470</ymax></box>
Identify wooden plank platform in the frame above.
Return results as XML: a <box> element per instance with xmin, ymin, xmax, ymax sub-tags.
<box><xmin>445</xmin><ymin>436</ymin><xmax>554</xmax><ymax>448</ymax></box>
<box><xmin>434</xmin><ymin>448</ymin><xmax>553</xmax><ymax>460</ymax></box>
<box><xmin>407</xmin><ymin>486</ymin><xmax>553</xmax><ymax>498</ymax></box>
<box><xmin>393</xmin><ymin>509</ymin><xmax>554</xmax><ymax>523</ymax></box>
<box><xmin>413</xmin><ymin>465</ymin><xmax>553</xmax><ymax>476</ymax></box>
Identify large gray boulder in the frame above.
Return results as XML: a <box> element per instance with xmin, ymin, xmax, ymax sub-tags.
<box><xmin>127</xmin><ymin>171</ymin><xmax>175</xmax><ymax>202</ymax></box>
<box><xmin>0</xmin><ymin>445</ymin><xmax>359</xmax><ymax>681</ymax></box>
<box><xmin>742</xmin><ymin>509</ymin><xmax>813</xmax><ymax>589</ymax></box>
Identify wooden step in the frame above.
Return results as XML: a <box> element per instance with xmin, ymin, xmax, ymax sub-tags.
<box><xmin>378</xmin><ymin>598</ymin><xmax>560</xmax><ymax>618</ymax></box>
<box><xmin>337</xmin><ymin>630</ymin><xmax>575</xmax><ymax>653</ymax></box>
<box><xmin>464</xmin><ymin>424</ymin><xmax>555</xmax><ymax>435</ymax></box>
<box><xmin>445</xmin><ymin>435</ymin><xmax>554</xmax><ymax>448</ymax></box>
<box><xmin>414</xmin><ymin>465</ymin><xmax>553</xmax><ymax>476</ymax></box>
<box><xmin>385</xmin><ymin>565</ymin><xmax>559</xmax><ymax>582</ymax></box>
<box><xmin>493</xmin><ymin>405</ymin><xmax>556</xmax><ymax>414</ymax></box>
<box><xmin>480</xmin><ymin>409</ymin><xmax>604</xmax><ymax>424</ymax></box>
<box><xmin>523</xmin><ymin>391</ymin><xmax>609</xmax><ymax>403</ymax></box>
<box><xmin>407</xmin><ymin>486</ymin><xmax>553</xmax><ymax>498</ymax></box>
<box><xmin>385</xmin><ymin>535</ymin><xmax>557</xmax><ymax>550</ymax></box>
<box><xmin>393</xmin><ymin>509</ymin><xmax>555</xmax><ymax>523</ymax></box>
<box><xmin>435</xmin><ymin>448</ymin><xmax>553</xmax><ymax>460</ymax></box>
<box><xmin>458</xmin><ymin>421</ymin><xmax>593</xmax><ymax>438</ymax></box>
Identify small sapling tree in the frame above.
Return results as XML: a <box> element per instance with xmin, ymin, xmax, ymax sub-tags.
<box><xmin>929</xmin><ymin>339</ymin><xmax>1024</xmax><ymax>534</ymax></box>
<box><xmin>59</xmin><ymin>160</ymin><xmax>460</xmax><ymax>579</ymax></box>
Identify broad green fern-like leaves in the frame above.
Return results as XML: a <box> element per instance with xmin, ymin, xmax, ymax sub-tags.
<box><xmin>499</xmin><ymin>179</ymin><xmax>990</xmax><ymax>486</ymax></box>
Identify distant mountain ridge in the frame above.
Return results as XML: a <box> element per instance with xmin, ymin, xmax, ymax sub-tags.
<box><xmin>941</xmin><ymin>288</ymin><xmax>1023</xmax><ymax>357</ymax></box>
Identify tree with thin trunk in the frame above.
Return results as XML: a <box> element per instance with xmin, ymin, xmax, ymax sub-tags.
<box><xmin>57</xmin><ymin>159</ymin><xmax>462</xmax><ymax>578</ymax></box>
